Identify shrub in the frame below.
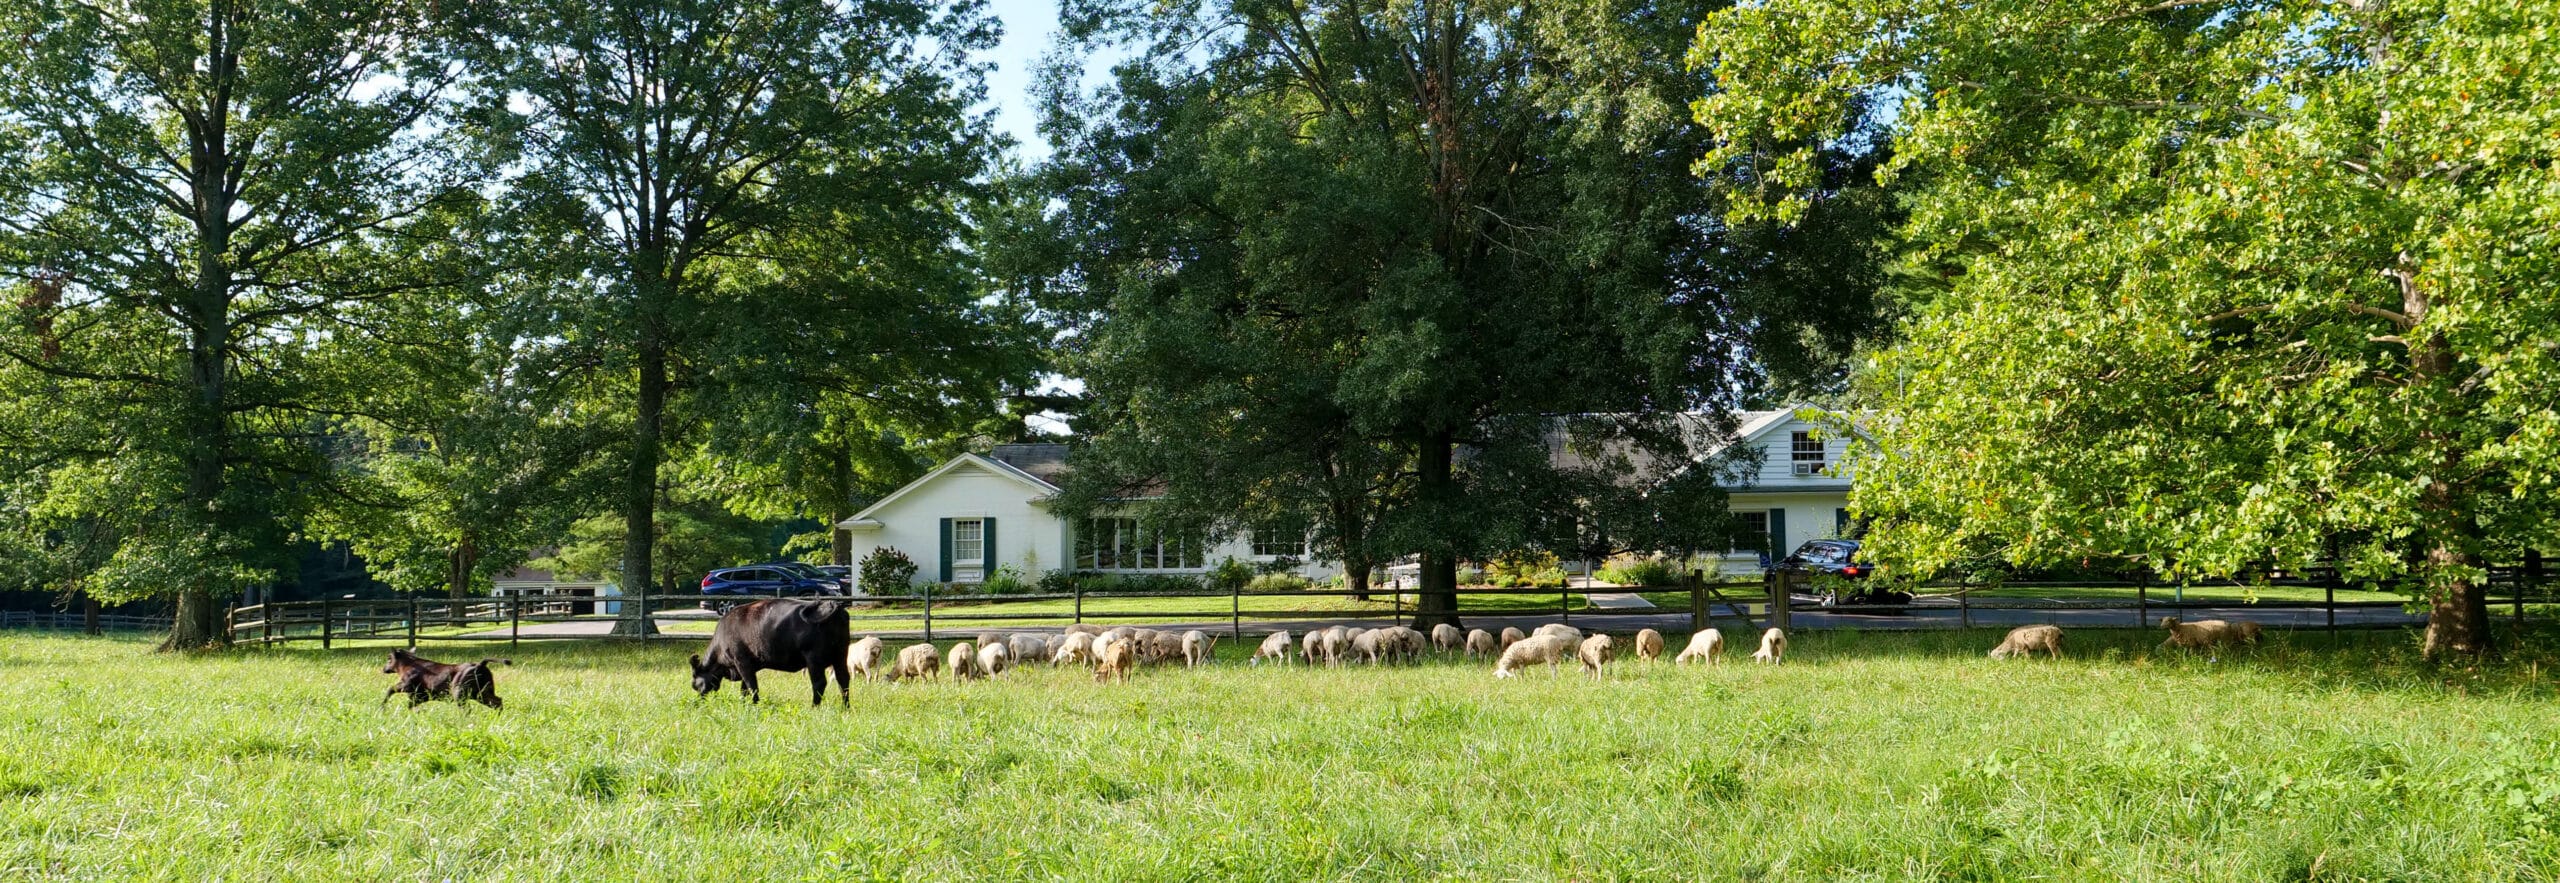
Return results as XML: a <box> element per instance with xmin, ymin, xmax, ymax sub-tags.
<box><xmin>1037</xmin><ymin>569</ymin><xmax>1082</xmax><ymax>595</ymax></box>
<box><xmin>983</xmin><ymin>566</ymin><xmax>1033</xmax><ymax>596</ymax></box>
<box><xmin>1245</xmin><ymin>572</ymin><xmax>1313</xmax><ymax>593</ymax></box>
<box><xmin>1597</xmin><ymin>558</ymin><xmax>1685</xmax><ymax>587</ymax></box>
<box><xmin>858</xmin><ymin>547</ymin><xmax>918</xmax><ymax>596</ymax></box>
<box><xmin>1485</xmin><ymin>551</ymin><xmax>1561</xmax><ymax>587</ymax></box>
<box><xmin>1206</xmin><ymin>557</ymin><xmax>1254</xmax><ymax>592</ymax></box>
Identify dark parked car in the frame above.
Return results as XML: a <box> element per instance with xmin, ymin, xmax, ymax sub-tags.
<box><xmin>700</xmin><ymin>563</ymin><xmax>846</xmax><ymax>610</ymax></box>
<box><xmin>815</xmin><ymin>564</ymin><xmax>854</xmax><ymax>594</ymax></box>
<box><xmin>1777</xmin><ymin>540</ymin><xmax>1913</xmax><ymax>610</ymax></box>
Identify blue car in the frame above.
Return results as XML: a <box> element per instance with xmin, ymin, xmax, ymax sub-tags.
<box><xmin>699</xmin><ymin>563</ymin><xmax>845</xmax><ymax>609</ymax></box>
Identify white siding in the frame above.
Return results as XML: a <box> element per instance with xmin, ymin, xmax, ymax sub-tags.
<box><xmin>1748</xmin><ymin>415</ymin><xmax>1856</xmax><ymax>486</ymax></box>
<box><xmin>843</xmin><ymin>462</ymin><xmax>1067</xmax><ymax>585</ymax></box>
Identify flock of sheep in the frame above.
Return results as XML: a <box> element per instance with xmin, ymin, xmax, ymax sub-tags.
<box><xmin>839</xmin><ymin>614</ymin><xmax>2265</xmax><ymax>685</ymax></box>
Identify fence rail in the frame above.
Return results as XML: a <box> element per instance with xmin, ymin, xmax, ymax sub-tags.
<box><xmin>0</xmin><ymin>611</ymin><xmax>173</xmax><ymax>632</ymax></box>
<box><xmin>215</xmin><ymin>564</ymin><xmax>2556</xmax><ymax>648</ymax></box>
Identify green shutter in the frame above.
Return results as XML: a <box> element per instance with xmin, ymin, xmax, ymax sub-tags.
<box><xmin>1766</xmin><ymin>508</ymin><xmax>1787</xmax><ymax>556</ymax></box>
<box><xmin>938</xmin><ymin>518</ymin><xmax>953</xmax><ymax>583</ymax></box>
<box><xmin>1836</xmin><ymin>508</ymin><xmax>1850</xmax><ymax>536</ymax></box>
<box><xmin>982</xmin><ymin>518</ymin><xmax>998</xmax><ymax>576</ymax></box>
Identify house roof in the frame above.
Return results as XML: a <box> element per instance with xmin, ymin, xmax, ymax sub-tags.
<box><xmin>985</xmin><ymin>443</ymin><xmax>1072</xmax><ymax>485</ymax></box>
<box><xmin>836</xmin><ymin>450</ymin><xmax>1062</xmax><ymax>530</ymax></box>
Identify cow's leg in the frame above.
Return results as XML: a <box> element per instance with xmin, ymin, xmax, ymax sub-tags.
<box><xmin>806</xmin><ymin>664</ymin><xmax>829</xmax><ymax>707</ymax></box>
<box><xmin>740</xmin><ymin>669</ymin><xmax>762</xmax><ymax>703</ymax></box>
<box><xmin>830</xmin><ymin>657</ymin><xmax>853</xmax><ymax>706</ymax></box>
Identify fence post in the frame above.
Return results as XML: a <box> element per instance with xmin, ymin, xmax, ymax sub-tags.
<box><xmin>922</xmin><ymin>583</ymin><xmax>934</xmax><ymax>642</ymax></box>
<box><xmin>1767</xmin><ymin>571</ymin><xmax>1789</xmax><ymax>631</ymax></box>
<box><xmin>2326</xmin><ymin>578</ymin><xmax>2337</xmax><ymax>635</ymax></box>
<box><xmin>1959</xmin><ymin>585</ymin><xmax>1972</xmax><ymax>629</ymax></box>
<box><xmin>262</xmin><ymin>603</ymin><xmax>273</xmax><ymax>646</ymax></box>
<box><xmin>635</xmin><ymin>584</ymin><xmax>652</xmax><ymax>643</ymax></box>
<box><xmin>320</xmin><ymin>599</ymin><xmax>333</xmax><ymax>649</ymax></box>
<box><xmin>1232</xmin><ymin>577</ymin><xmax>1242</xmax><ymax>640</ymax></box>
<box><xmin>1073</xmin><ymin>582</ymin><xmax>1083</xmax><ymax>625</ymax></box>
<box><xmin>1689</xmin><ymin>570</ymin><xmax>1706</xmax><ymax>633</ymax></box>
<box><xmin>223</xmin><ymin>605</ymin><xmax>235</xmax><ymax>645</ymax></box>
<box><xmin>2135</xmin><ymin>576</ymin><xmax>2148</xmax><ymax>629</ymax></box>
<box><xmin>1559</xmin><ymin>582</ymin><xmax>1570</xmax><ymax>624</ymax></box>
<box><xmin>510</xmin><ymin>595</ymin><xmax>521</xmax><ymax>648</ymax></box>
<box><xmin>409</xmin><ymin>598</ymin><xmax>420</xmax><ymax>649</ymax></box>
<box><xmin>2522</xmin><ymin>549</ymin><xmax>2541</xmax><ymax>628</ymax></box>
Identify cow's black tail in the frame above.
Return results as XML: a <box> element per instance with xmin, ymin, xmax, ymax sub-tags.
<box><xmin>475</xmin><ymin>658</ymin><xmax>515</xmax><ymax>667</ymax></box>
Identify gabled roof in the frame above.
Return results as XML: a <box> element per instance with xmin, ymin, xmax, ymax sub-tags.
<box><xmin>836</xmin><ymin>451</ymin><xmax>1061</xmax><ymax>530</ymax></box>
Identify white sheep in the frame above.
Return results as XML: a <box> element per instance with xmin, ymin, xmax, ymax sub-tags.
<box><xmin>1431</xmin><ymin>623</ymin><xmax>1463</xmax><ymax>653</ymax></box>
<box><xmin>1254</xmin><ymin>630</ymin><xmax>1294</xmax><ymax>666</ymax></box>
<box><xmin>1006</xmin><ymin>633</ymin><xmax>1046</xmax><ymax>663</ymax></box>
<box><xmin>893</xmin><ymin>643</ymin><xmax>941</xmax><ymax>680</ymax></box>
<box><xmin>1350</xmin><ymin>628</ymin><xmax>1386</xmax><ymax>665</ymax></box>
<box><xmin>1632</xmin><ymin>628</ymin><xmax>1665</xmax><ymax>663</ymax></box>
<box><xmin>1465</xmin><ymin>628</ymin><xmax>1498</xmax><ymax>659</ymax></box>
<box><xmin>2159</xmin><ymin>618</ymin><xmax>2259</xmax><ymax>657</ymax></box>
<box><xmin>1989</xmin><ymin>624</ymin><xmax>2065</xmax><ymax>660</ymax></box>
<box><xmin>1494</xmin><ymin>634</ymin><xmax>1569</xmax><ymax>678</ymax></box>
<box><xmin>1578</xmin><ymin>634</ymin><xmax>1615</xmax><ymax>680</ymax></box>
<box><xmin>847</xmin><ymin>635</ymin><xmax>886</xmax><ymax>682</ymax></box>
<box><xmin>948</xmin><ymin>641</ymin><xmax>985</xmax><ymax>681</ymax></box>
<box><xmin>975</xmin><ymin>632</ymin><xmax>1004</xmax><ymax>653</ymax></box>
<box><xmin>1181</xmin><ymin>630</ymin><xmax>1216</xmax><ymax>667</ymax></box>
<box><xmin>1318</xmin><ymin>627</ymin><xmax>1351</xmax><ymax>667</ymax></box>
<box><xmin>1052</xmin><ymin>632</ymin><xmax>1097</xmax><ymax>667</ymax></box>
<box><xmin>1064</xmin><ymin>623</ymin><xmax>1106</xmax><ymax>637</ymax></box>
<box><xmin>1299</xmin><ymin>630</ymin><xmax>1322</xmax><ymax>665</ymax></box>
<box><xmin>1499</xmin><ymin>627</ymin><xmax>1527</xmax><ymax>651</ymax></box>
<box><xmin>978</xmin><ymin>640</ymin><xmax>1013</xmax><ymax>676</ymax></box>
<box><xmin>1534</xmin><ymin>623</ymin><xmax>1583</xmax><ymax>644</ymax></box>
<box><xmin>1674</xmin><ymin>629</ymin><xmax>1724</xmax><ymax>665</ymax></box>
<box><xmin>1390</xmin><ymin>627</ymin><xmax>1429</xmax><ymax>664</ymax></box>
<box><xmin>1751</xmin><ymin>628</ymin><xmax>1787</xmax><ymax>665</ymax></box>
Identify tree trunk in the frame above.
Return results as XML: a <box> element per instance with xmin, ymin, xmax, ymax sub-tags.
<box><xmin>80</xmin><ymin>592</ymin><xmax>99</xmax><ymax>636</ymax></box>
<box><xmin>613</xmin><ymin>326</ymin><xmax>667</xmax><ymax>638</ymax></box>
<box><xmin>447</xmin><ymin>535</ymin><xmax>478</xmax><ymax>600</ymax></box>
<box><xmin>2422</xmin><ymin>558</ymin><xmax>2493</xmax><ymax>661</ymax></box>
<box><xmin>161</xmin><ymin>590</ymin><xmax>225</xmax><ymax>651</ymax></box>
<box><xmin>830</xmin><ymin>442</ymin><xmax>853</xmax><ymax>566</ymax></box>
<box><xmin>1413</xmin><ymin>432</ymin><xmax>1461</xmax><ymax>630</ymax></box>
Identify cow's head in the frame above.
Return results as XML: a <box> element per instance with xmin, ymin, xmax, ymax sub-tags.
<box><xmin>690</xmin><ymin>654</ymin><xmax>726</xmax><ymax>696</ymax></box>
<box><xmin>382</xmin><ymin>649</ymin><xmax>410</xmax><ymax>674</ymax></box>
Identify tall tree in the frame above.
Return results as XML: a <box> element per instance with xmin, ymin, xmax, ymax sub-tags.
<box><xmin>0</xmin><ymin>0</ymin><xmax>476</xmax><ymax>648</ymax></box>
<box><xmin>1695</xmin><ymin>0</ymin><xmax>2560</xmax><ymax>657</ymax></box>
<box><xmin>1033</xmin><ymin>0</ymin><xmax>1756</xmax><ymax>626</ymax></box>
<box><xmin>471</xmin><ymin>0</ymin><xmax>1003</xmax><ymax>626</ymax></box>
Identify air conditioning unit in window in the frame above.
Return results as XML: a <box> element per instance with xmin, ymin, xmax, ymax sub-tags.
<box><xmin>1793</xmin><ymin>462</ymin><xmax>1825</xmax><ymax>476</ymax></box>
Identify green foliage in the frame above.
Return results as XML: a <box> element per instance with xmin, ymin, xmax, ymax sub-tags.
<box><xmin>860</xmin><ymin>547</ymin><xmax>921</xmax><ymax>596</ymax></box>
<box><xmin>982</xmin><ymin>567</ymin><xmax>1033</xmax><ymax>597</ymax></box>
<box><xmin>1694</xmin><ymin>0</ymin><xmax>2560</xmax><ymax>656</ymax></box>
<box><xmin>532</xmin><ymin>503</ymin><xmax>773</xmax><ymax>593</ymax></box>
<box><xmin>1596</xmin><ymin>559</ymin><xmax>1686</xmax><ymax>587</ymax></box>
<box><xmin>1244</xmin><ymin>573</ymin><xmax>1313</xmax><ymax>594</ymax></box>
<box><xmin>1204</xmin><ymin>558</ymin><xmax>1254</xmax><ymax>593</ymax></box>
<box><xmin>1482</xmin><ymin>552</ymin><xmax>1566</xmax><ymax>589</ymax></box>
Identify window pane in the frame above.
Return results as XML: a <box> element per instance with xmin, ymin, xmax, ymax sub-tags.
<box><xmin>1139</xmin><ymin>525</ymin><xmax>1160</xmax><ymax>569</ymax></box>
<box><xmin>1732</xmin><ymin>511</ymin><xmax>1769</xmax><ymax>552</ymax></box>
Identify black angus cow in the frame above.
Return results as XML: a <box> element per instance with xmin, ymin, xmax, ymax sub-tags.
<box><xmin>381</xmin><ymin>649</ymin><xmax>512</xmax><ymax>710</ymax></box>
<box><xmin>691</xmin><ymin>598</ymin><xmax>853</xmax><ymax>705</ymax></box>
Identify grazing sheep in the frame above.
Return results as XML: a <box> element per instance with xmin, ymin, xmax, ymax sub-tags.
<box><xmin>1633</xmin><ymin>628</ymin><xmax>1665</xmax><ymax>664</ymax></box>
<box><xmin>1751</xmin><ymin>628</ymin><xmax>1787</xmax><ymax>665</ymax></box>
<box><xmin>976</xmin><ymin>632</ymin><xmax>1004</xmax><ymax>652</ymax></box>
<box><xmin>1534</xmin><ymin>623</ymin><xmax>1583</xmax><ymax>644</ymax></box>
<box><xmin>1499</xmin><ymin>627</ymin><xmax>1527</xmax><ymax>651</ymax></box>
<box><xmin>1351</xmin><ymin>629</ymin><xmax>1387</xmax><ymax>665</ymax></box>
<box><xmin>847</xmin><ymin>636</ymin><xmax>886</xmax><ymax>681</ymax></box>
<box><xmin>1465</xmin><ymin>629</ymin><xmax>1498</xmax><ymax>659</ymax></box>
<box><xmin>2160</xmin><ymin>617</ymin><xmax>2259</xmax><ymax>656</ymax></box>
<box><xmin>978</xmin><ymin>640</ymin><xmax>1013</xmax><ymax>676</ymax></box>
<box><xmin>1431</xmin><ymin>623</ymin><xmax>1463</xmax><ymax>653</ymax></box>
<box><xmin>1094</xmin><ymin>637</ymin><xmax>1138</xmax><ymax>683</ymax></box>
<box><xmin>1052</xmin><ymin>632</ymin><xmax>1098</xmax><ymax>667</ymax></box>
<box><xmin>1388</xmin><ymin>627</ymin><xmax>1428</xmax><ymax>664</ymax></box>
<box><xmin>1989</xmin><ymin>625</ymin><xmax>2066</xmax><ymax>660</ymax></box>
<box><xmin>1007</xmin><ymin>633</ymin><xmax>1046</xmax><ymax>663</ymax></box>
<box><xmin>1493</xmin><ymin>634</ymin><xmax>1570</xmax><ymax>678</ymax></box>
<box><xmin>1181</xmin><ymin>630</ymin><xmax>1216</xmax><ymax>667</ymax></box>
<box><xmin>1577</xmin><ymin>634</ymin><xmax>1615</xmax><ymax>680</ymax></box>
<box><xmin>1675</xmin><ymin>629</ymin><xmax>1725</xmax><ymax>665</ymax></box>
<box><xmin>1318</xmin><ymin>627</ymin><xmax>1351</xmax><ymax>667</ymax></box>
<box><xmin>893</xmin><ymin>643</ymin><xmax>941</xmax><ymax>680</ymax></box>
<box><xmin>1100</xmin><ymin>627</ymin><xmax>1134</xmax><ymax>644</ymax></box>
<box><xmin>1299</xmin><ymin>630</ymin><xmax>1322</xmax><ymax>665</ymax></box>
<box><xmin>949</xmin><ymin>642</ymin><xmax>985</xmax><ymax>681</ymax></box>
<box><xmin>1255</xmin><ymin>630</ymin><xmax>1294</xmax><ymax>666</ymax></box>
<box><xmin>1065</xmin><ymin>623</ymin><xmax>1107</xmax><ymax>637</ymax></box>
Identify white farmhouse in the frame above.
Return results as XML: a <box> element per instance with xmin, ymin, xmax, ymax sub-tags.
<box><xmin>836</xmin><ymin>407</ymin><xmax>1858</xmax><ymax>587</ymax></box>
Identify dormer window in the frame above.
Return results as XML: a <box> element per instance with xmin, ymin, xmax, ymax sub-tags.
<box><xmin>1791</xmin><ymin>431</ymin><xmax>1826</xmax><ymax>476</ymax></box>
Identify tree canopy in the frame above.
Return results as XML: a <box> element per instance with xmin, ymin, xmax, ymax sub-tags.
<box><xmin>1695</xmin><ymin>0</ymin><xmax>2560</xmax><ymax>657</ymax></box>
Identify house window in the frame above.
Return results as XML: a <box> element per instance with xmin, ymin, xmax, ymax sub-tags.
<box><xmin>1731</xmin><ymin>511</ymin><xmax>1770</xmax><ymax>553</ymax></box>
<box><xmin>1791</xmin><ymin>431</ymin><xmax>1826</xmax><ymax>476</ymax></box>
<box><xmin>1252</xmin><ymin>518</ymin><xmax>1307</xmax><ymax>558</ymax></box>
<box><xmin>1077</xmin><ymin>518</ymin><xmax>1204</xmax><ymax>570</ymax></box>
<box><xmin>951</xmin><ymin>519</ymin><xmax>984</xmax><ymax>581</ymax></box>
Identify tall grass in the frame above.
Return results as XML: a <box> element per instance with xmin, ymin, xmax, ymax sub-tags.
<box><xmin>1</xmin><ymin>627</ymin><xmax>2557</xmax><ymax>880</ymax></box>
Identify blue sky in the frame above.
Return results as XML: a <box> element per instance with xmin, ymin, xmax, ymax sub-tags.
<box><xmin>980</xmin><ymin>0</ymin><xmax>1063</xmax><ymax>163</ymax></box>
